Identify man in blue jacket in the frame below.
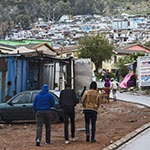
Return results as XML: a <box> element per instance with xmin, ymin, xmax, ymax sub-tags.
<box><xmin>33</xmin><ymin>84</ymin><xmax>55</xmax><ymax>146</ymax></box>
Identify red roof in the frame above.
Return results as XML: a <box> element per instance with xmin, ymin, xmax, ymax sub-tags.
<box><xmin>124</xmin><ymin>44</ymin><xmax>150</xmax><ymax>53</ymax></box>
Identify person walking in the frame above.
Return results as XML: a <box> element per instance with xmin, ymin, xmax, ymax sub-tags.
<box><xmin>59</xmin><ymin>84</ymin><xmax>79</xmax><ymax>144</ymax></box>
<box><xmin>110</xmin><ymin>78</ymin><xmax>119</xmax><ymax>100</ymax></box>
<box><xmin>101</xmin><ymin>69</ymin><xmax>106</xmax><ymax>82</ymax></box>
<box><xmin>104</xmin><ymin>78</ymin><xmax>110</xmax><ymax>88</ymax></box>
<box><xmin>104</xmin><ymin>78</ymin><xmax>111</xmax><ymax>100</ymax></box>
<box><xmin>82</xmin><ymin>81</ymin><xmax>101</xmax><ymax>143</ymax></box>
<box><xmin>33</xmin><ymin>84</ymin><xmax>55</xmax><ymax>146</ymax></box>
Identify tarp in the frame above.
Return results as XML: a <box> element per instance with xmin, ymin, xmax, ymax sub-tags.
<box><xmin>120</xmin><ymin>73</ymin><xmax>134</xmax><ymax>88</ymax></box>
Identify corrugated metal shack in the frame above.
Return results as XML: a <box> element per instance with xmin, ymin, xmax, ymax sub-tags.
<box><xmin>0</xmin><ymin>43</ymin><xmax>75</xmax><ymax>103</ymax></box>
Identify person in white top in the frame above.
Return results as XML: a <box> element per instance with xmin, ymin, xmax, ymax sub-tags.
<box><xmin>110</xmin><ymin>78</ymin><xmax>119</xmax><ymax>100</ymax></box>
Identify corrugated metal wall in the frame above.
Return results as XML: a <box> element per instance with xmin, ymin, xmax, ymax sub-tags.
<box><xmin>0</xmin><ymin>56</ymin><xmax>73</xmax><ymax>103</ymax></box>
<box><xmin>16</xmin><ymin>59</ymin><xmax>27</xmax><ymax>93</ymax></box>
<box><xmin>0</xmin><ymin>57</ymin><xmax>28</xmax><ymax>103</ymax></box>
<box><xmin>43</xmin><ymin>63</ymin><xmax>55</xmax><ymax>90</ymax></box>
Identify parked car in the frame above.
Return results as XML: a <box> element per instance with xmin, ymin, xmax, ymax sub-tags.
<box><xmin>0</xmin><ymin>90</ymin><xmax>63</xmax><ymax>124</ymax></box>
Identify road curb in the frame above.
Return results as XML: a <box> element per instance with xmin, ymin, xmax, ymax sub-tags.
<box><xmin>102</xmin><ymin>122</ymin><xmax>150</xmax><ymax>150</ymax></box>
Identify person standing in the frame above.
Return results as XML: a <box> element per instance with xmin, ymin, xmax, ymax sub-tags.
<box><xmin>106</xmin><ymin>70</ymin><xmax>110</xmax><ymax>79</ymax></box>
<box><xmin>110</xmin><ymin>78</ymin><xmax>119</xmax><ymax>100</ymax></box>
<box><xmin>82</xmin><ymin>81</ymin><xmax>101</xmax><ymax>143</ymax></box>
<box><xmin>59</xmin><ymin>84</ymin><xmax>79</xmax><ymax>144</ymax></box>
<box><xmin>101</xmin><ymin>69</ymin><xmax>106</xmax><ymax>82</ymax></box>
<box><xmin>104</xmin><ymin>78</ymin><xmax>110</xmax><ymax>88</ymax></box>
<box><xmin>104</xmin><ymin>78</ymin><xmax>111</xmax><ymax>100</ymax></box>
<box><xmin>33</xmin><ymin>84</ymin><xmax>55</xmax><ymax>146</ymax></box>
<box><xmin>115</xmin><ymin>69</ymin><xmax>120</xmax><ymax>82</ymax></box>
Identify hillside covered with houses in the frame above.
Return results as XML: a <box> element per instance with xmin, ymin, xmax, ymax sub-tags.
<box><xmin>1</xmin><ymin>12</ymin><xmax>150</xmax><ymax>103</ymax></box>
<box><xmin>2</xmin><ymin>14</ymin><xmax>150</xmax><ymax>48</ymax></box>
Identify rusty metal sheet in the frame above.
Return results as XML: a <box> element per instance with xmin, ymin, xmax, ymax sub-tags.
<box><xmin>1</xmin><ymin>71</ymin><xmax>6</xmax><ymax>102</ymax></box>
<box><xmin>0</xmin><ymin>58</ymin><xmax>8</xmax><ymax>71</ymax></box>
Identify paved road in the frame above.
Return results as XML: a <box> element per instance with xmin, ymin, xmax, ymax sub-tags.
<box><xmin>117</xmin><ymin>128</ymin><xmax>150</xmax><ymax>150</ymax></box>
<box><xmin>112</xmin><ymin>91</ymin><xmax>150</xmax><ymax>107</ymax></box>
<box><xmin>97</xmin><ymin>81</ymin><xmax>150</xmax><ymax>150</ymax></box>
<box><xmin>97</xmin><ymin>81</ymin><xmax>150</xmax><ymax>107</ymax></box>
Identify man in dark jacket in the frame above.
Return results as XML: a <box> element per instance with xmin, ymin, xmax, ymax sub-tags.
<box><xmin>33</xmin><ymin>84</ymin><xmax>55</xmax><ymax>146</ymax></box>
<box><xmin>59</xmin><ymin>84</ymin><xmax>78</xmax><ymax>144</ymax></box>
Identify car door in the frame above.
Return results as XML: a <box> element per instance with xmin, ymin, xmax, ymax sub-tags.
<box><xmin>27</xmin><ymin>91</ymin><xmax>39</xmax><ymax>120</ymax></box>
<box><xmin>49</xmin><ymin>92</ymin><xmax>61</xmax><ymax>110</ymax></box>
<box><xmin>3</xmin><ymin>92</ymin><xmax>31</xmax><ymax>121</ymax></box>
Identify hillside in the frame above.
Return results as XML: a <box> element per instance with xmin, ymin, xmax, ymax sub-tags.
<box><xmin>0</xmin><ymin>0</ymin><xmax>150</xmax><ymax>38</ymax></box>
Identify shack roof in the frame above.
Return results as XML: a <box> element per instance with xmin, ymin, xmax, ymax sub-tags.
<box><xmin>0</xmin><ymin>39</ymin><xmax>51</xmax><ymax>46</ymax></box>
<box><xmin>0</xmin><ymin>42</ymin><xmax>58</xmax><ymax>56</ymax></box>
<box><xmin>117</xmin><ymin>43</ymin><xmax>150</xmax><ymax>54</ymax></box>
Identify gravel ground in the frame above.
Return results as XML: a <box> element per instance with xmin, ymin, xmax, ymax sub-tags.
<box><xmin>0</xmin><ymin>99</ymin><xmax>150</xmax><ymax>150</ymax></box>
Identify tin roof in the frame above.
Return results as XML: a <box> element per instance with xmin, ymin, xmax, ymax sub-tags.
<box><xmin>0</xmin><ymin>39</ymin><xmax>51</xmax><ymax>46</ymax></box>
<box><xmin>117</xmin><ymin>43</ymin><xmax>150</xmax><ymax>54</ymax></box>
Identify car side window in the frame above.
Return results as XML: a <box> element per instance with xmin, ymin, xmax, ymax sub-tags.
<box><xmin>11</xmin><ymin>93</ymin><xmax>30</xmax><ymax>104</ymax></box>
<box><xmin>31</xmin><ymin>92</ymin><xmax>59</xmax><ymax>104</ymax></box>
<box><xmin>31</xmin><ymin>92</ymin><xmax>39</xmax><ymax>103</ymax></box>
<box><xmin>49</xmin><ymin>93</ymin><xmax>59</xmax><ymax>104</ymax></box>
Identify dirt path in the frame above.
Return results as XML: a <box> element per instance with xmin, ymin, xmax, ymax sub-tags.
<box><xmin>1</xmin><ymin>100</ymin><xmax>150</xmax><ymax>150</ymax></box>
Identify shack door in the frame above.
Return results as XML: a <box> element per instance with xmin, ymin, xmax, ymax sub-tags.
<box><xmin>43</xmin><ymin>63</ymin><xmax>55</xmax><ymax>90</ymax></box>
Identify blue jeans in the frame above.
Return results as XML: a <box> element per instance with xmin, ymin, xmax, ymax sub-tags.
<box><xmin>84</xmin><ymin>110</ymin><xmax>97</xmax><ymax>140</ymax></box>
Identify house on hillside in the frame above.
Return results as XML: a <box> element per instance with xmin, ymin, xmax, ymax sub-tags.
<box><xmin>117</xmin><ymin>43</ymin><xmax>150</xmax><ymax>55</ymax></box>
<box><xmin>56</xmin><ymin>45</ymin><xmax>79</xmax><ymax>58</ymax></box>
<box><xmin>102</xmin><ymin>43</ymin><xmax>150</xmax><ymax>72</ymax></box>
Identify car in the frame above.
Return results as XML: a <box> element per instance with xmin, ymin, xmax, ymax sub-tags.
<box><xmin>0</xmin><ymin>90</ymin><xmax>63</xmax><ymax>124</ymax></box>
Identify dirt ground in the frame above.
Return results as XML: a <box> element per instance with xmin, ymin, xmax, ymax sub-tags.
<box><xmin>1</xmin><ymin>99</ymin><xmax>150</xmax><ymax>150</ymax></box>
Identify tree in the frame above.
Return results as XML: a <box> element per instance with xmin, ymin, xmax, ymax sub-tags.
<box><xmin>115</xmin><ymin>56</ymin><xmax>130</xmax><ymax>78</ymax></box>
<box><xmin>144</xmin><ymin>41</ymin><xmax>150</xmax><ymax>48</ymax></box>
<box><xmin>115</xmin><ymin>53</ymin><xmax>145</xmax><ymax>78</ymax></box>
<box><xmin>54</xmin><ymin>1</ymin><xmax>72</xmax><ymax>21</ymax></box>
<box><xmin>16</xmin><ymin>9</ymin><xmax>30</xmax><ymax>29</ymax></box>
<box><xmin>78</xmin><ymin>33</ymin><xmax>114</xmax><ymax>72</ymax></box>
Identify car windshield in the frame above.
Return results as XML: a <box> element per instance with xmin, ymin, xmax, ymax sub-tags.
<box><xmin>49</xmin><ymin>90</ymin><xmax>60</xmax><ymax>98</ymax></box>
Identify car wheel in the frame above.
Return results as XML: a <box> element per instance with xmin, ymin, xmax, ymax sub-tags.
<box><xmin>50</xmin><ymin>111</ymin><xmax>59</xmax><ymax>124</ymax></box>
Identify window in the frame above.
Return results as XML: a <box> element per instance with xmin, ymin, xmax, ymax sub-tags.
<box><xmin>66</xmin><ymin>53</ymin><xmax>72</xmax><ymax>57</ymax></box>
<box><xmin>31</xmin><ymin>92</ymin><xmax>39</xmax><ymax>103</ymax></box>
<box><xmin>105</xmin><ymin>59</ymin><xmax>111</xmax><ymax>63</ymax></box>
<box><xmin>11</xmin><ymin>93</ymin><xmax>30</xmax><ymax>104</ymax></box>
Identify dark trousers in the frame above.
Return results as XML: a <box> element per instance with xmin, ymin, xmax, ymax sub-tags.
<box><xmin>102</xmin><ymin>76</ymin><xmax>105</xmax><ymax>82</ymax></box>
<box><xmin>63</xmin><ymin>108</ymin><xmax>75</xmax><ymax>140</ymax></box>
<box><xmin>84</xmin><ymin>110</ymin><xmax>97</xmax><ymax>140</ymax></box>
<box><xmin>36</xmin><ymin>111</ymin><xmax>51</xmax><ymax>143</ymax></box>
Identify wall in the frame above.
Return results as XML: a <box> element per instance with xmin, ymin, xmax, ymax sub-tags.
<box><xmin>0</xmin><ymin>57</ymin><xmax>28</xmax><ymax>103</ymax></box>
<box><xmin>74</xmin><ymin>58</ymin><xmax>93</xmax><ymax>92</ymax></box>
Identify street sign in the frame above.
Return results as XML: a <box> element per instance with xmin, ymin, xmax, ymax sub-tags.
<box><xmin>137</xmin><ymin>56</ymin><xmax>150</xmax><ymax>87</ymax></box>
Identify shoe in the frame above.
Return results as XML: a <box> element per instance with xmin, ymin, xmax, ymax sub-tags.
<box><xmin>71</xmin><ymin>137</ymin><xmax>76</xmax><ymax>141</ymax></box>
<box><xmin>86</xmin><ymin>135</ymin><xmax>90</xmax><ymax>142</ymax></box>
<box><xmin>65</xmin><ymin>140</ymin><xmax>69</xmax><ymax>144</ymax></box>
<box><xmin>91</xmin><ymin>139</ymin><xmax>96</xmax><ymax>143</ymax></box>
<box><xmin>45</xmin><ymin>141</ymin><xmax>52</xmax><ymax>144</ymax></box>
<box><xmin>36</xmin><ymin>139</ymin><xmax>40</xmax><ymax>146</ymax></box>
